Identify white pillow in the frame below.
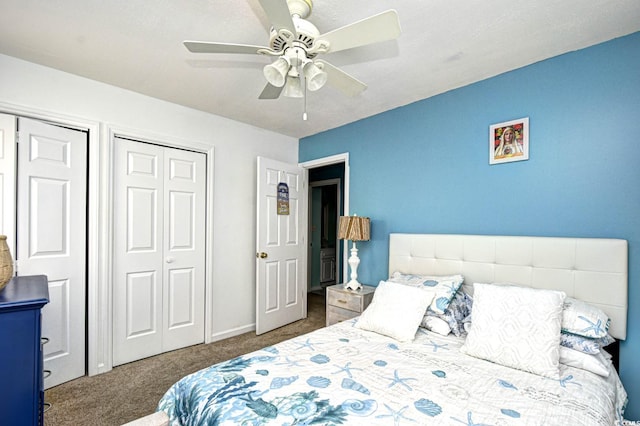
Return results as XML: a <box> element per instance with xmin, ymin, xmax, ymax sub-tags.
<box><xmin>559</xmin><ymin>346</ymin><xmax>610</xmax><ymax>377</ymax></box>
<box><xmin>460</xmin><ymin>283</ymin><xmax>566</xmax><ymax>379</ymax></box>
<box><xmin>421</xmin><ymin>316</ymin><xmax>451</xmax><ymax>336</ymax></box>
<box><xmin>355</xmin><ymin>280</ymin><xmax>435</xmax><ymax>342</ymax></box>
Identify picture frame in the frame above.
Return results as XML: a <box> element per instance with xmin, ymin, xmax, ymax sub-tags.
<box><xmin>489</xmin><ymin>117</ymin><xmax>529</xmax><ymax>165</ymax></box>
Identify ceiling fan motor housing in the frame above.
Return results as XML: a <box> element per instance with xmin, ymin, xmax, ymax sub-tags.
<box><xmin>269</xmin><ymin>17</ymin><xmax>319</xmax><ymax>57</ymax></box>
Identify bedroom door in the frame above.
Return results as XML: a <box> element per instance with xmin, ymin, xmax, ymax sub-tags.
<box><xmin>255</xmin><ymin>157</ymin><xmax>307</xmax><ymax>334</ymax></box>
<box><xmin>113</xmin><ymin>137</ymin><xmax>206</xmax><ymax>366</ymax></box>
<box><xmin>16</xmin><ymin>116</ymin><xmax>88</xmax><ymax>389</ymax></box>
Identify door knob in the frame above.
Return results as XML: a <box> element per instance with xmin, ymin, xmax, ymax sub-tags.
<box><xmin>166</xmin><ymin>257</ymin><xmax>175</xmax><ymax>263</ymax></box>
<box><xmin>257</xmin><ymin>252</ymin><xmax>268</xmax><ymax>259</ymax></box>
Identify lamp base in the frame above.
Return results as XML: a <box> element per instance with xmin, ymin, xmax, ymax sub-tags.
<box><xmin>344</xmin><ymin>243</ymin><xmax>362</xmax><ymax>291</ymax></box>
<box><xmin>344</xmin><ymin>279</ymin><xmax>362</xmax><ymax>291</ymax></box>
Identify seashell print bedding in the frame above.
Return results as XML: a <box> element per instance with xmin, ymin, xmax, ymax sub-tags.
<box><xmin>158</xmin><ymin>319</ymin><xmax>627</xmax><ymax>425</ymax></box>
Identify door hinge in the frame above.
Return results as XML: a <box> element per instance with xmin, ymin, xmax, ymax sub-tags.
<box><xmin>16</xmin><ymin>131</ymin><xmax>19</xmax><ymax>143</ymax></box>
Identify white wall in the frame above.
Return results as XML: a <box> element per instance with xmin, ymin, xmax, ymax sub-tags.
<box><xmin>0</xmin><ymin>53</ymin><xmax>298</xmax><ymax>372</ymax></box>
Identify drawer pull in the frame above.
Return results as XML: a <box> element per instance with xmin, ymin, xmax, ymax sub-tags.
<box><xmin>43</xmin><ymin>370</ymin><xmax>52</xmax><ymax>379</ymax></box>
<box><xmin>43</xmin><ymin>402</ymin><xmax>52</xmax><ymax>413</ymax></box>
<box><xmin>337</xmin><ymin>299</ymin><xmax>348</xmax><ymax>304</ymax></box>
<box><xmin>41</xmin><ymin>337</ymin><xmax>49</xmax><ymax>345</ymax></box>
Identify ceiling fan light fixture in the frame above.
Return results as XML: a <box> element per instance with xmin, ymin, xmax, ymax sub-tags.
<box><xmin>283</xmin><ymin>75</ymin><xmax>304</xmax><ymax>98</ymax></box>
<box><xmin>263</xmin><ymin>57</ymin><xmax>291</xmax><ymax>87</ymax></box>
<box><xmin>303</xmin><ymin>61</ymin><xmax>327</xmax><ymax>91</ymax></box>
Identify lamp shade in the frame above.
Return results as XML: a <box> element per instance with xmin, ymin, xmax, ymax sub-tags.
<box><xmin>338</xmin><ymin>216</ymin><xmax>370</xmax><ymax>241</ymax></box>
<box><xmin>283</xmin><ymin>75</ymin><xmax>304</xmax><ymax>98</ymax></box>
<box><xmin>303</xmin><ymin>61</ymin><xmax>327</xmax><ymax>92</ymax></box>
<box><xmin>263</xmin><ymin>57</ymin><xmax>290</xmax><ymax>87</ymax></box>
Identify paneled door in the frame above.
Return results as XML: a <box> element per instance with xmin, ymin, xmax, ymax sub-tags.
<box><xmin>113</xmin><ymin>137</ymin><xmax>206</xmax><ymax>366</ymax></box>
<box><xmin>255</xmin><ymin>157</ymin><xmax>307</xmax><ymax>334</ymax></box>
<box><xmin>16</xmin><ymin>116</ymin><xmax>88</xmax><ymax>388</ymax></box>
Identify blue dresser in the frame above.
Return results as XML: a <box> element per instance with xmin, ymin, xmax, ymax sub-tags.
<box><xmin>0</xmin><ymin>275</ymin><xmax>49</xmax><ymax>425</ymax></box>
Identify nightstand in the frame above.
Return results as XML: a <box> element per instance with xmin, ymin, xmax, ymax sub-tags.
<box><xmin>326</xmin><ymin>284</ymin><xmax>375</xmax><ymax>326</ymax></box>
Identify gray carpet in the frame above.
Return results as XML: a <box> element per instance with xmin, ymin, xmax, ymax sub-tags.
<box><xmin>44</xmin><ymin>292</ymin><xmax>325</xmax><ymax>425</ymax></box>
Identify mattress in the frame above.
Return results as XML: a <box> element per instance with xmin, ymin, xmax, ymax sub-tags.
<box><xmin>157</xmin><ymin>318</ymin><xmax>627</xmax><ymax>425</ymax></box>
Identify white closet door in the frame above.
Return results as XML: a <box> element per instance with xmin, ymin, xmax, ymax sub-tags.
<box><xmin>113</xmin><ymin>137</ymin><xmax>205</xmax><ymax>365</ymax></box>
<box><xmin>16</xmin><ymin>117</ymin><xmax>87</xmax><ymax>388</ymax></box>
<box><xmin>161</xmin><ymin>146</ymin><xmax>206</xmax><ymax>352</ymax></box>
<box><xmin>113</xmin><ymin>139</ymin><xmax>164</xmax><ymax>364</ymax></box>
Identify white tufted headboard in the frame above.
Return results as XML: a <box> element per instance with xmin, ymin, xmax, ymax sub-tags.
<box><xmin>388</xmin><ymin>234</ymin><xmax>628</xmax><ymax>340</ymax></box>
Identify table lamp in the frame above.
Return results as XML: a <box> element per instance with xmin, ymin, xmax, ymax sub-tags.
<box><xmin>337</xmin><ymin>215</ymin><xmax>370</xmax><ymax>291</ymax></box>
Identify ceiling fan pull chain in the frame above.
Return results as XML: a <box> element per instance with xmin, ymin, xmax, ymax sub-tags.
<box><xmin>303</xmin><ymin>87</ymin><xmax>308</xmax><ymax>121</ymax></box>
<box><xmin>302</xmin><ymin>50</ymin><xmax>308</xmax><ymax>120</ymax></box>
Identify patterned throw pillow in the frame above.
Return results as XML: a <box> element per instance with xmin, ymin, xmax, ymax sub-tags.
<box><xmin>388</xmin><ymin>272</ymin><xmax>464</xmax><ymax>315</ymax></box>
<box><xmin>560</xmin><ymin>331</ymin><xmax>615</xmax><ymax>354</ymax></box>
<box><xmin>428</xmin><ymin>290</ymin><xmax>473</xmax><ymax>337</ymax></box>
<box><xmin>562</xmin><ymin>297</ymin><xmax>610</xmax><ymax>339</ymax></box>
<box><xmin>460</xmin><ymin>283</ymin><xmax>566</xmax><ymax>379</ymax></box>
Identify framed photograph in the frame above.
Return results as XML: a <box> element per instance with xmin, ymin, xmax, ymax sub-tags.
<box><xmin>489</xmin><ymin>117</ymin><xmax>529</xmax><ymax>165</ymax></box>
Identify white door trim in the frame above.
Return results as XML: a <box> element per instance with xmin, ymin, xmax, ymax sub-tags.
<box><xmin>300</xmin><ymin>153</ymin><xmax>350</xmax><ymax>286</ymax></box>
<box><xmin>101</xmin><ymin>124</ymin><xmax>215</xmax><ymax>373</ymax></box>
<box><xmin>0</xmin><ymin>113</ymin><xmax>17</xmax><ymax>254</ymax></box>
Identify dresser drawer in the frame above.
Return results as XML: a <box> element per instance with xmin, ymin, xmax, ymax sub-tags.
<box><xmin>326</xmin><ymin>304</ymin><xmax>361</xmax><ymax>325</ymax></box>
<box><xmin>327</xmin><ymin>289</ymin><xmax>363</xmax><ymax>312</ymax></box>
<box><xmin>325</xmin><ymin>284</ymin><xmax>375</xmax><ymax>326</ymax></box>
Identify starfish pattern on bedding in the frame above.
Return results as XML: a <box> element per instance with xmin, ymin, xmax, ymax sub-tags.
<box><xmin>555</xmin><ymin>374</ymin><xmax>583</xmax><ymax>389</ymax></box>
<box><xmin>275</xmin><ymin>356</ymin><xmax>304</xmax><ymax>368</ymax></box>
<box><xmin>375</xmin><ymin>403</ymin><xmax>416</xmax><ymax>425</ymax></box>
<box><xmin>332</xmin><ymin>361</ymin><xmax>363</xmax><ymax>378</ymax></box>
<box><xmin>425</xmin><ymin>340</ymin><xmax>449</xmax><ymax>352</ymax></box>
<box><xmin>578</xmin><ymin>315</ymin><xmax>606</xmax><ymax>336</ymax></box>
<box><xmin>450</xmin><ymin>411</ymin><xmax>492</xmax><ymax>426</ymax></box>
<box><xmin>386</xmin><ymin>369</ymin><xmax>419</xmax><ymax>391</ymax></box>
<box><xmin>294</xmin><ymin>337</ymin><xmax>322</xmax><ymax>351</ymax></box>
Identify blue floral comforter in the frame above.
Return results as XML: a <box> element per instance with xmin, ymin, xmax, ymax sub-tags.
<box><xmin>158</xmin><ymin>319</ymin><xmax>626</xmax><ymax>425</ymax></box>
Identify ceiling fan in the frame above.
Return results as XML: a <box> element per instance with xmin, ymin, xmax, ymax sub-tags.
<box><xmin>183</xmin><ymin>0</ymin><xmax>401</xmax><ymax>100</ymax></box>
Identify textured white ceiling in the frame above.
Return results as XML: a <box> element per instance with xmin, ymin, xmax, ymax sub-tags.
<box><xmin>0</xmin><ymin>0</ymin><xmax>638</xmax><ymax>138</ymax></box>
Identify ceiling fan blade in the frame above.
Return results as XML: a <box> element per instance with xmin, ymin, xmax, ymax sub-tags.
<box><xmin>259</xmin><ymin>0</ymin><xmax>297</xmax><ymax>35</ymax></box>
<box><xmin>317</xmin><ymin>10</ymin><xmax>401</xmax><ymax>54</ymax></box>
<box><xmin>184</xmin><ymin>41</ymin><xmax>268</xmax><ymax>55</ymax></box>
<box><xmin>315</xmin><ymin>60</ymin><xmax>367</xmax><ymax>97</ymax></box>
<box><xmin>259</xmin><ymin>83</ymin><xmax>284</xmax><ymax>99</ymax></box>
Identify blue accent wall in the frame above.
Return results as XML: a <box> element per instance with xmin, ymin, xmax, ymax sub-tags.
<box><xmin>300</xmin><ymin>32</ymin><xmax>640</xmax><ymax>418</ymax></box>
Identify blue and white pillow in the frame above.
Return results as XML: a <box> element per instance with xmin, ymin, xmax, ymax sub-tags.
<box><xmin>429</xmin><ymin>290</ymin><xmax>473</xmax><ymax>337</ymax></box>
<box><xmin>389</xmin><ymin>272</ymin><xmax>464</xmax><ymax>315</ymax></box>
<box><xmin>562</xmin><ymin>297</ymin><xmax>610</xmax><ymax>339</ymax></box>
<box><xmin>560</xmin><ymin>331</ymin><xmax>615</xmax><ymax>354</ymax></box>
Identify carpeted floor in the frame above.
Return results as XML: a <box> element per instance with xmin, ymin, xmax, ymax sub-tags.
<box><xmin>44</xmin><ymin>292</ymin><xmax>325</xmax><ymax>425</ymax></box>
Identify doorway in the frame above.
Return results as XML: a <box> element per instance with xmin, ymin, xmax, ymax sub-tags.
<box><xmin>307</xmin><ymin>161</ymin><xmax>346</xmax><ymax>297</ymax></box>
<box><xmin>309</xmin><ymin>180</ymin><xmax>340</xmax><ymax>292</ymax></box>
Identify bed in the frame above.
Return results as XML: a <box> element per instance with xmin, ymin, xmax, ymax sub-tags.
<box><xmin>151</xmin><ymin>234</ymin><xmax>629</xmax><ymax>425</ymax></box>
